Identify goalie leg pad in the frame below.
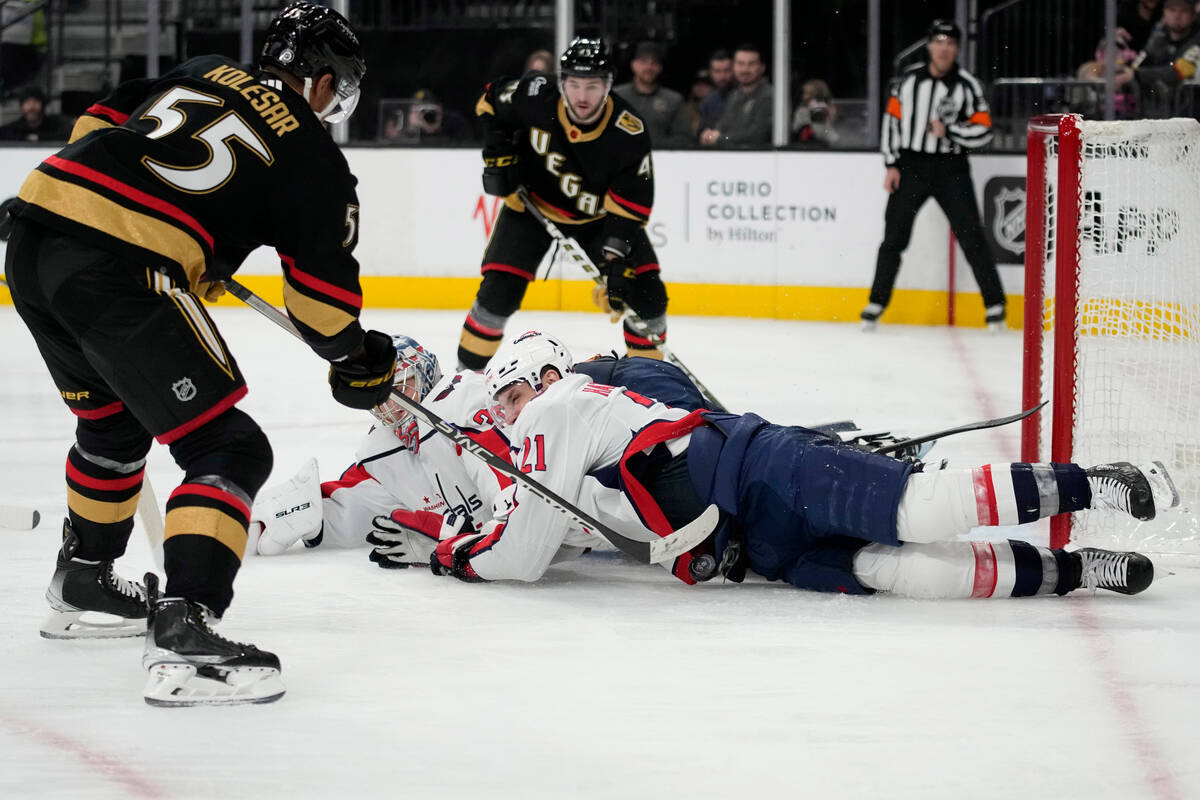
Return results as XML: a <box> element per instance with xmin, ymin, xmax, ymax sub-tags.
<box><xmin>251</xmin><ymin>458</ymin><xmax>324</xmax><ymax>556</ymax></box>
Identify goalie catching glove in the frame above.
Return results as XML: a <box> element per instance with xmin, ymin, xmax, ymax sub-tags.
<box><xmin>328</xmin><ymin>329</ymin><xmax>397</xmax><ymax>410</ymax></box>
<box><xmin>367</xmin><ymin>509</ymin><xmax>470</xmax><ymax>569</ymax></box>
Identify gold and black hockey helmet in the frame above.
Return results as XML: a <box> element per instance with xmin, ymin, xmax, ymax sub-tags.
<box><xmin>260</xmin><ymin>1</ymin><xmax>366</xmax><ymax>120</ymax></box>
<box><xmin>558</xmin><ymin>37</ymin><xmax>613</xmax><ymax>80</ymax></box>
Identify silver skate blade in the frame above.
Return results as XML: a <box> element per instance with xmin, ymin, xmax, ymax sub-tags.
<box><xmin>40</xmin><ymin>609</ymin><xmax>147</xmax><ymax>640</ymax></box>
<box><xmin>143</xmin><ymin>662</ymin><xmax>285</xmax><ymax>707</ymax></box>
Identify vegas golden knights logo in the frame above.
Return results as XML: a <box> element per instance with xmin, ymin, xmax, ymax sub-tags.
<box><xmin>614</xmin><ymin>111</ymin><xmax>644</xmax><ymax>135</ymax></box>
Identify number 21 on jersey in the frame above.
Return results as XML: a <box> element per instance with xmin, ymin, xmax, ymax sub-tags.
<box><xmin>519</xmin><ymin>434</ymin><xmax>547</xmax><ymax>473</ymax></box>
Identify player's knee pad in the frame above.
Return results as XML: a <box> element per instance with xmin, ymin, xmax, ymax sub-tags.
<box><xmin>476</xmin><ymin>270</ymin><xmax>530</xmax><ymax>318</ymax></box>
<box><xmin>852</xmin><ymin>541</ymin><xmax>981</xmax><ymax>598</ymax></box>
<box><xmin>74</xmin><ymin>410</ymin><xmax>152</xmax><ymax>465</ymax></box>
<box><xmin>167</xmin><ymin>407</ymin><xmax>273</xmax><ymax>499</ymax></box>
<box><xmin>895</xmin><ymin>469</ymin><xmax>978</xmax><ymax>543</ymax></box>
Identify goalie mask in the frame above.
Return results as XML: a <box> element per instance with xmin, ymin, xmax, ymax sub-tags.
<box><xmin>370</xmin><ymin>335</ymin><xmax>443</xmax><ymax>431</ymax></box>
<box><xmin>484</xmin><ymin>331</ymin><xmax>573</xmax><ymax>428</ymax></box>
<box><xmin>260</xmin><ymin>1</ymin><xmax>366</xmax><ymax>123</ymax></box>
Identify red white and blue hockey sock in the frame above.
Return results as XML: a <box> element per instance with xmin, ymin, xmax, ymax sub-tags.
<box><xmin>896</xmin><ymin>463</ymin><xmax>1090</xmax><ymax>543</ymax></box>
<box><xmin>852</xmin><ymin>540</ymin><xmax>1076</xmax><ymax>598</ymax></box>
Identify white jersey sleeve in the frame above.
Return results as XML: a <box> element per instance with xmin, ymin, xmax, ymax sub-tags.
<box><xmin>319</xmin><ymin>371</ymin><xmax>513</xmax><ymax>547</ymax></box>
<box><xmin>462</xmin><ymin>374</ymin><xmax>689</xmax><ymax>582</ymax></box>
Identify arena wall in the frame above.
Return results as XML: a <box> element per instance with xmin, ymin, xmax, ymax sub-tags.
<box><xmin>0</xmin><ymin>146</ymin><xmax>1028</xmax><ymax>327</ymax></box>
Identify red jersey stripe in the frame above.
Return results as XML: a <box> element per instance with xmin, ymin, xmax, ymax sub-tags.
<box><xmin>279</xmin><ymin>253</ymin><xmax>363</xmax><ymax>310</ymax></box>
<box><xmin>68</xmin><ymin>400</ymin><xmax>125</xmax><ymax>419</ymax></box>
<box><xmin>607</xmin><ymin>189</ymin><xmax>652</xmax><ymax>217</ymax></box>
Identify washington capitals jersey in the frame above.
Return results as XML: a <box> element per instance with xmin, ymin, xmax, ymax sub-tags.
<box><xmin>477</xmin><ymin>72</ymin><xmax>654</xmax><ymax>243</ymax></box>
<box><xmin>14</xmin><ymin>55</ymin><xmax>365</xmax><ymax>360</ymax></box>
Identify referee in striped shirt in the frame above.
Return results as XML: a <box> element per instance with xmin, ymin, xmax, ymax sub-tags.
<box><xmin>862</xmin><ymin>19</ymin><xmax>1006</xmax><ymax>331</ymax></box>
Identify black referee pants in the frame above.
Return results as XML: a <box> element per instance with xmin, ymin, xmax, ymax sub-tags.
<box><xmin>870</xmin><ymin>153</ymin><xmax>1005</xmax><ymax>310</ymax></box>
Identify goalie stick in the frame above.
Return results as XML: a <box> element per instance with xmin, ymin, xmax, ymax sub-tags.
<box><xmin>515</xmin><ymin>187</ymin><xmax>728</xmax><ymax>413</ymax></box>
<box><xmin>869</xmin><ymin>402</ymin><xmax>1047</xmax><ymax>456</ymax></box>
<box><xmin>223</xmin><ymin>279</ymin><xmax>720</xmax><ymax>566</ymax></box>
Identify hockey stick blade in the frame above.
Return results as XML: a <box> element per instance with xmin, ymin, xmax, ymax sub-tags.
<box><xmin>870</xmin><ymin>401</ymin><xmax>1048</xmax><ymax>456</ymax></box>
<box><xmin>0</xmin><ymin>504</ymin><xmax>41</xmax><ymax>530</ymax></box>
<box><xmin>224</xmin><ymin>279</ymin><xmax>715</xmax><ymax>565</ymax></box>
<box><xmin>515</xmin><ymin>187</ymin><xmax>728</xmax><ymax>413</ymax></box>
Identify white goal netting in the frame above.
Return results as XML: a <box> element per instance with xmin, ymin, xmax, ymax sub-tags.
<box><xmin>1030</xmin><ymin>117</ymin><xmax>1200</xmax><ymax>555</ymax></box>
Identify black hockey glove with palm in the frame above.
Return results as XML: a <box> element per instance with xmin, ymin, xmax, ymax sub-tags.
<box><xmin>328</xmin><ymin>329</ymin><xmax>396</xmax><ymax>410</ymax></box>
<box><xmin>482</xmin><ymin>127</ymin><xmax>521</xmax><ymax>197</ymax></box>
<box><xmin>367</xmin><ymin>509</ymin><xmax>467</xmax><ymax>569</ymax></box>
<box><xmin>601</xmin><ymin>236</ymin><xmax>637</xmax><ymax>314</ymax></box>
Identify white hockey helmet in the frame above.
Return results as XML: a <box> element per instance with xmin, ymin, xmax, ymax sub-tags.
<box><xmin>370</xmin><ymin>334</ymin><xmax>443</xmax><ymax>430</ymax></box>
<box><xmin>484</xmin><ymin>331</ymin><xmax>573</xmax><ymax>427</ymax></box>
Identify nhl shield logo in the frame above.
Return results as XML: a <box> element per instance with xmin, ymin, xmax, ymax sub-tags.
<box><xmin>991</xmin><ymin>187</ymin><xmax>1025</xmax><ymax>256</ymax></box>
<box><xmin>171</xmin><ymin>377</ymin><xmax>197</xmax><ymax>402</ymax></box>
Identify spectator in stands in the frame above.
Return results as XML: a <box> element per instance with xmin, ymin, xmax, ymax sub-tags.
<box><xmin>0</xmin><ymin>86</ymin><xmax>72</xmax><ymax>142</ymax></box>
<box><xmin>683</xmin><ymin>68</ymin><xmax>714</xmax><ymax>138</ymax></box>
<box><xmin>696</xmin><ymin>49</ymin><xmax>734</xmax><ymax>134</ymax></box>
<box><xmin>699</xmin><ymin>43</ymin><xmax>773</xmax><ymax>148</ymax></box>
<box><xmin>524</xmin><ymin>49</ymin><xmax>554</xmax><ymax>75</ymax></box>
<box><xmin>791</xmin><ymin>78</ymin><xmax>840</xmax><ymax>148</ymax></box>
<box><xmin>382</xmin><ymin>88</ymin><xmax>467</xmax><ymax>145</ymax></box>
<box><xmin>1117</xmin><ymin>0</ymin><xmax>1200</xmax><ymax>117</ymax></box>
<box><xmin>613</xmin><ymin>41</ymin><xmax>693</xmax><ymax>148</ymax></box>
<box><xmin>1117</xmin><ymin>0</ymin><xmax>1165</xmax><ymax>52</ymax></box>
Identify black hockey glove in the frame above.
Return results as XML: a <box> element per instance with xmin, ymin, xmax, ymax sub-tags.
<box><xmin>367</xmin><ymin>509</ymin><xmax>467</xmax><ymax>569</ymax></box>
<box><xmin>482</xmin><ymin>127</ymin><xmax>521</xmax><ymax>197</ymax></box>
<box><xmin>601</xmin><ymin>236</ymin><xmax>637</xmax><ymax>314</ymax></box>
<box><xmin>328</xmin><ymin>329</ymin><xmax>396</xmax><ymax>410</ymax></box>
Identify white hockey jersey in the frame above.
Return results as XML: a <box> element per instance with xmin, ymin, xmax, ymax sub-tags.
<box><xmin>318</xmin><ymin>371</ymin><xmax>513</xmax><ymax>547</ymax></box>
<box><xmin>459</xmin><ymin>374</ymin><xmax>696</xmax><ymax>582</ymax></box>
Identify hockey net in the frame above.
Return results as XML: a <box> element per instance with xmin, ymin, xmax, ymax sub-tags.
<box><xmin>1021</xmin><ymin>114</ymin><xmax>1200</xmax><ymax>556</ymax></box>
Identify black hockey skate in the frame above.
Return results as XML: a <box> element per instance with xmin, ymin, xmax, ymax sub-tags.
<box><xmin>40</xmin><ymin>519</ymin><xmax>148</xmax><ymax>639</ymax></box>
<box><xmin>1067</xmin><ymin>548</ymin><xmax>1155</xmax><ymax>595</ymax></box>
<box><xmin>1086</xmin><ymin>461</ymin><xmax>1179</xmax><ymax>521</ymax></box>
<box><xmin>142</xmin><ymin>573</ymin><xmax>285</xmax><ymax>706</ymax></box>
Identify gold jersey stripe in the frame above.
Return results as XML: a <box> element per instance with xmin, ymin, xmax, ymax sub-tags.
<box><xmin>68</xmin><ymin>115</ymin><xmax>115</xmax><ymax>144</ymax></box>
<box><xmin>282</xmin><ymin>279</ymin><xmax>357</xmax><ymax>338</ymax></box>
<box><xmin>164</xmin><ymin>506</ymin><xmax>249</xmax><ymax>560</ymax></box>
<box><xmin>505</xmin><ymin>193</ymin><xmax>603</xmax><ymax>226</ymax></box>
<box><xmin>18</xmin><ymin>171</ymin><xmax>207</xmax><ymax>283</ymax></box>
<box><xmin>67</xmin><ymin>487</ymin><xmax>140</xmax><ymax>524</ymax></box>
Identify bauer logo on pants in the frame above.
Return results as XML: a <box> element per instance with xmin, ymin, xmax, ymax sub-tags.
<box><xmin>983</xmin><ymin>176</ymin><xmax>1025</xmax><ymax>264</ymax></box>
<box><xmin>171</xmin><ymin>377</ymin><xmax>197</xmax><ymax>402</ymax></box>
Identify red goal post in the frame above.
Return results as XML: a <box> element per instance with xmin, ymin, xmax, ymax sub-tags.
<box><xmin>1020</xmin><ymin>113</ymin><xmax>1199</xmax><ymax>555</ymax></box>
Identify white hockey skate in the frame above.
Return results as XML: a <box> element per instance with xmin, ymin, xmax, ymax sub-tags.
<box><xmin>142</xmin><ymin>574</ymin><xmax>284</xmax><ymax>707</ymax></box>
<box><xmin>1086</xmin><ymin>461</ymin><xmax>1179</xmax><ymax>522</ymax></box>
<box><xmin>41</xmin><ymin>519</ymin><xmax>148</xmax><ymax>640</ymax></box>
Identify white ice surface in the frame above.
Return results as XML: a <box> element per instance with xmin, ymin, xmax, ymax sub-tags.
<box><xmin>1</xmin><ymin>306</ymin><xmax>1197</xmax><ymax>800</ymax></box>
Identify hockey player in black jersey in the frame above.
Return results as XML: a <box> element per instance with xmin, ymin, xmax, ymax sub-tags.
<box><xmin>3</xmin><ymin>2</ymin><xmax>395</xmax><ymax>706</ymax></box>
<box><xmin>457</xmin><ymin>37</ymin><xmax>670</xmax><ymax>371</ymax></box>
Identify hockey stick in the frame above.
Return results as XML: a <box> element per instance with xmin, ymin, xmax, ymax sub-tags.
<box><xmin>514</xmin><ymin>187</ymin><xmax>728</xmax><ymax>413</ymax></box>
<box><xmin>0</xmin><ymin>504</ymin><xmax>41</xmax><ymax>530</ymax></box>
<box><xmin>869</xmin><ymin>401</ymin><xmax>1047</xmax><ymax>456</ymax></box>
<box><xmin>138</xmin><ymin>473</ymin><xmax>166</xmax><ymax>571</ymax></box>
<box><xmin>223</xmin><ymin>279</ymin><xmax>719</xmax><ymax>565</ymax></box>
